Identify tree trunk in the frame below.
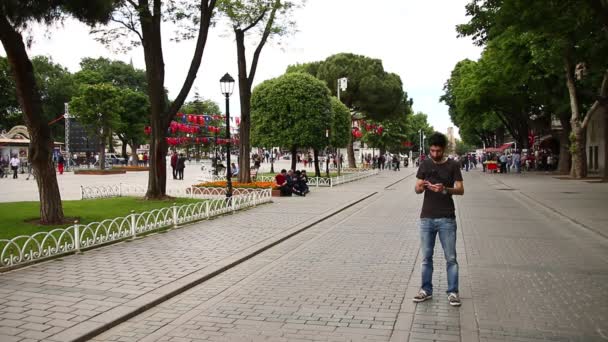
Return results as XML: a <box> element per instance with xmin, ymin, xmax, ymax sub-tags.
<box><xmin>99</xmin><ymin>137</ymin><xmax>106</xmax><ymax>170</ymax></box>
<box><xmin>141</xmin><ymin>9</ymin><xmax>168</xmax><ymax>198</ymax></box>
<box><xmin>347</xmin><ymin>135</ymin><xmax>356</xmax><ymax>168</ymax></box>
<box><xmin>565</xmin><ymin>57</ymin><xmax>588</xmax><ymax>178</ymax></box>
<box><xmin>108</xmin><ymin>129</ymin><xmax>114</xmax><ymax>152</ymax></box>
<box><xmin>570</xmin><ymin>125</ymin><xmax>587</xmax><ymax>178</ymax></box>
<box><xmin>138</xmin><ymin>1</ymin><xmax>216</xmax><ymax>198</ymax></box>
<box><xmin>130</xmin><ymin>143</ymin><xmax>138</xmax><ymax>166</ymax></box>
<box><xmin>0</xmin><ymin>15</ymin><xmax>64</xmax><ymax>224</ymax></box>
<box><xmin>603</xmin><ymin>107</ymin><xmax>608</xmax><ymax>180</ymax></box>
<box><xmin>236</xmin><ymin>29</ymin><xmax>251</xmax><ymax>183</ymax></box>
<box><xmin>121</xmin><ymin>138</ymin><xmax>128</xmax><ymax>158</ymax></box>
<box><xmin>558</xmin><ymin>116</ymin><xmax>572</xmax><ymax>174</ymax></box>
<box><xmin>291</xmin><ymin>146</ymin><xmax>297</xmax><ymax>171</ymax></box>
<box><xmin>313</xmin><ymin>149</ymin><xmax>320</xmax><ymax>177</ymax></box>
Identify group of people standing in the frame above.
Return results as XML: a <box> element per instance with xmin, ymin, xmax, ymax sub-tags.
<box><xmin>362</xmin><ymin>153</ymin><xmax>408</xmax><ymax>170</ymax></box>
<box><xmin>170</xmin><ymin>152</ymin><xmax>187</xmax><ymax>180</ymax></box>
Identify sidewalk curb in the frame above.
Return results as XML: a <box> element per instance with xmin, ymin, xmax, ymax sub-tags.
<box><xmin>48</xmin><ymin>192</ymin><xmax>378</xmax><ymax>342</ymax></box>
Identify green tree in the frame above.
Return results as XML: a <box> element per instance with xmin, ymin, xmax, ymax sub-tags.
<box><xmin>251</xmin><ymin>72</ymin><xmax>331</xmax><ymax>172</ymax></box>
<box><xmin>329</xmin><ymin>97</ymin><xmax>350</xmax><ymax>149</ymax></box>
<box><xmin>455</xmin><ymin>139</ymin><xmax>474</xmax><ymax>156</ymax></box>
<box><xmin>93</xmin><ymin>0</ymin><xmax>218</xmax><ymax>198</ymax></box>
<box><xmin>180</xmin><ymin>90</ymin><xmax>221</xmax><ymax>114</ymax></box>
<box><xmin>74</xmin><ymin>57</ymin><xmax>149</xmax><ymax>158</ymax></box>
<box><xmin>361</xmin><ymin>115</ymin><xmax>410</xmax><ymax>155</ymax></box>
<box><xmin>315</xmin><ymin>53</ymin><xmax>407</xmax><ymax>167</ymax></box>
<box><xmin>218</xmin><ymin>0</ymin><xmax>301</xmax><ymax>183</ymax></box>
<box><xmin>457</xmin><ymin>0</ymin><xmax>608</xmax><ymax>178</ymax></box>
<box><xmin>0</xmin><ymin>56</ymin><xmax>22</xmax><ymax>131</ymax></box>
<box><xmin>404</xmin><ymin>112</ymin><xmax>434</xmax><ymax>155</ymax></box>
<box><xmin>76</xmin><ymin>57</ymin><xmax>147</xmax><ymax>91</ymax></box>
<box><xmin>115</xmin><ymin>88</ymin><xmax>150</xmax><ymax>162</ymax></box>
<box><xmin>69</xmin><ymin>83</ymin><xmax>123</xmax><ymax>169</ymax></box>
<box><xmin>0</xmin><ymin>56</ymin><xmax>77</xmax><ymax>138</ymax></box>
<box><xmin>32</xmin><ymin>56</ymin><xmax>77</xmax><ymax>140</ymax></box>
<box><xmin>0</xmin><ymin>0</ymin><xmax>118</xmax><ymax>224</ymax></box>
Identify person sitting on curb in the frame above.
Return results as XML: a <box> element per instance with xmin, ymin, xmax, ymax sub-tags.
<box><xmin>274</xmin><ymin>169</ymin><xmax>292</xmax><ymax>196</ymax></box>
<box><xmin>300</xmin><ymin>170</ymin><xmax>310</xmax><ymax>194</ymax></box>
<box><xmin>292</xmin><ymin>170</ymin><xmax>307</xmax><ymax>196</ymax></box>
<box><xmin>286</xmin><ymin>170</ymin><xmax>305</xmax><ymax>197</ymax></box>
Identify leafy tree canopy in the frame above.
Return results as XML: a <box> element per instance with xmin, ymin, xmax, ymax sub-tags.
<box><xmin>329</xmin><ymin>96</ymin><xmax>350</xmax><ymax>148</ymax></box>
<box><xmin>2</xmin><ymin>0</ymin><xmax>118</xmax><ymax>28</ymax></box>
<box><xmin>74</xmin><ymin>57</ymin><xmax>147</xmax><ymax>91</ymax></box>
<box><xmin>180</xmin><ymin>91</ymin><xmax>220</xmax><ymax>114</ymax></box>
<box><xmin>316</xmin><ymin>53</ymin><xmax>406</xmax><ymax>120</ymax></box>
<box><xmin>251</xmin><ymin>72</ymin><xmax>331</xmax><ymax>151</ymax></box>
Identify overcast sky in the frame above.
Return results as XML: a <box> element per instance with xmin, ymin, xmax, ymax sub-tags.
<box><xmin>1</xmin><ymin>0</ymin><xmax>481</xmax><ymax>137</ymax></box>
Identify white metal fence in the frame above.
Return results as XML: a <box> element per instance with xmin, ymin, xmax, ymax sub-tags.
<box><xmin>0</xmin><ymin>189</ymin><xmax>272</xmax><ymax>269</ymax></box>
<box><xmin>330</xmin><ymin>169</ymin><xmax>379</xmax><ymax>186</ymax></box>
<box><xmin>81</xmin><ymin>183</ymin><xmax>268</xmax><ymax>200</ymax></box>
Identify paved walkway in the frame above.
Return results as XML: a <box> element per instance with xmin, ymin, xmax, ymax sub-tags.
<box><xmin>0</xmin><ymin>159</ymin><xmax>321</xmax><ymax>202</ymax></box>
<box><xmin>1</xmin><ymin>168</ymin><xmax>607</xmax><ymax>341</ymax></box>
<box><xmin>0</xmin><ymin>166</ymin><xmax>407</xmax><ymax>341</ymax></box>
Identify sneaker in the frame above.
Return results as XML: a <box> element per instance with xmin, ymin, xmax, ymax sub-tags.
<box><xmin>447</xmin><ymin>292</ymin><xmax>461</xmax><ymax>307</ymax></box>
<box><xmin>412</xmin><ymin>289</ymin><xmax>432</xmax><ymax>303</ymax></box>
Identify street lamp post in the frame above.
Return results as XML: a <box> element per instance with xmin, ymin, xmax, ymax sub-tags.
<box><xmin>336</xmin><ymin>77</ymin><xmax>347</xmax><ymax>175</ymax></box>
<box><xmin>220</xmin><ymin>73</ymin><xmax>235</xmax><ymax>201</ymax></box>
<box><xmin>325</xmin><ymin>129</ymin><xmax>330</xmax><ymax>177</ymax></box>
<box><xmin>64</xmin><ymin>103</ymin><xmax>70</xmax><ymax>171</ymax></box>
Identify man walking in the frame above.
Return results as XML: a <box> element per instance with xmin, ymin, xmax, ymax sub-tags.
<box><xmin>9</xmin><ymin>154</ymin><xmax>20</xmax><ymax>179</ymax></box>
<box><xmin>413</xmin><ymin>132</ymin><xmax>464</xmax><ymax>307</ymax></box>
<box><xmin>170</xmin><ymin>152</ymin><xmax>178</xmax><ymax>179</ymax></box>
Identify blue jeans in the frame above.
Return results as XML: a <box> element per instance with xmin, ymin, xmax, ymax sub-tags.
<box><xmin>419</xmin><ymin>218</ymin><xmax>459</xmax><ymax>294</ymax></box>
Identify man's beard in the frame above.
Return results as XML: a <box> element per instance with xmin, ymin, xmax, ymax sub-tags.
<box><xmin>431</xmin><ymin>154</ymin><xmax>444</xmax><ymax>162</ymax></box>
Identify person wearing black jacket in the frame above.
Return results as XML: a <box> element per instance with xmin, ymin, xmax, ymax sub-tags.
<box><xmin>176</xmin><ymin>153</ymin><xmax>186</xmax><ymax>180</ymax></box>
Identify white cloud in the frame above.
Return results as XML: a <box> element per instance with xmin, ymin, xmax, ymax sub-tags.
<box><xmin>1</xmin><ymin>0</ymin><xmax>481</xmax><ymax>138</ymax></box>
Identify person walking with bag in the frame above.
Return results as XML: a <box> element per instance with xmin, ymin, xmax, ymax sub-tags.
<box><xmin>413</xmin><ymin>132</ymin><xmax>465</xmax><ymax>307</ymax></box>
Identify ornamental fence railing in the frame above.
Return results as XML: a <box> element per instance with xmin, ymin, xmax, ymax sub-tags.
<box><xmin>331</xmin><ymin>169</ymin><xmax>379</xmax><ymax>186</ymax></box>
<box><xmin>80</xmin><ymin>183</ymin><xmax>267</xmax><ymax>200</ymax></box>
<box><xmin>255</xmin><ymin>169</ymin><xmax>378</xmax><ymax>187</ymax></box>
<box><xmin>0</xmin><ymin>189</ymin><xmax>272</xmax><ymax>269</ymax></box>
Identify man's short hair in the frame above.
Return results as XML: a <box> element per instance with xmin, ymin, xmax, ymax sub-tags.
<box><xmin>427</xmin><ymin>132</ymin><xmax>448</xmax><ymax>148</ymax></box>
<box><xmin>280</xmin><ymin>169</ymin><xmax>287</xmax><ymax>173</ymax></box>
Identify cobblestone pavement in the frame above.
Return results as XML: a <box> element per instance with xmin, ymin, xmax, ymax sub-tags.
<box><xmin>457</xmin><ymin>172</ymin><xmax>608</xmax><ymax>342</ymax></box>
<box><xmin>93</xmin><ymin>169</ymin><xmax>608</xmax><ymax>342</ymax></box>
<box><xmin>2</xmin><ymin>167</ymin><xmax>608</xmax><ymax>341</ymax></box>
<box><xmin>0</xmin><ymin>167</ymin><xmax>410</xmax><ymax>341</ymax></box>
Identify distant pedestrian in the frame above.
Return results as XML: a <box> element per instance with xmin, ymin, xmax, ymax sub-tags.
<box><xmin>170</xmin><ymin>152</ymin><xmax>178</xmax><ymax>179</ymax></box>
<box><xmin>413</xmin><ymin>132</ymin><xmax>464</xmax><ymax>307</ymax></box>
<box><xmin>176</xmin><ymin>153</ymin><xmax>186</xmax><ymax>180</ymax></box>
<box><xmin>9</xmin><ymin>155</ymin><xmax>20</xmax><ymax>179</ymax></box>
<box><xmin>513</xmin><ymin>151</ymin><xmax>521</xmax><ymax>173</ymax></box>
<box><xmin>57</xmin><ymin>154</ymin><xmax>65</xmax><ymax>175</ymax></box>
<box><xmin>499</xmin><ymin>154</ymin><xmax>507</xmax><ymax>174</ymax></box>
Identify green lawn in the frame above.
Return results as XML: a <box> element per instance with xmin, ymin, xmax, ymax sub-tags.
<box><xmin>0</xmin><ymin>197</ymin><xmax>205</xmax><ymax>240</ymax></box>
